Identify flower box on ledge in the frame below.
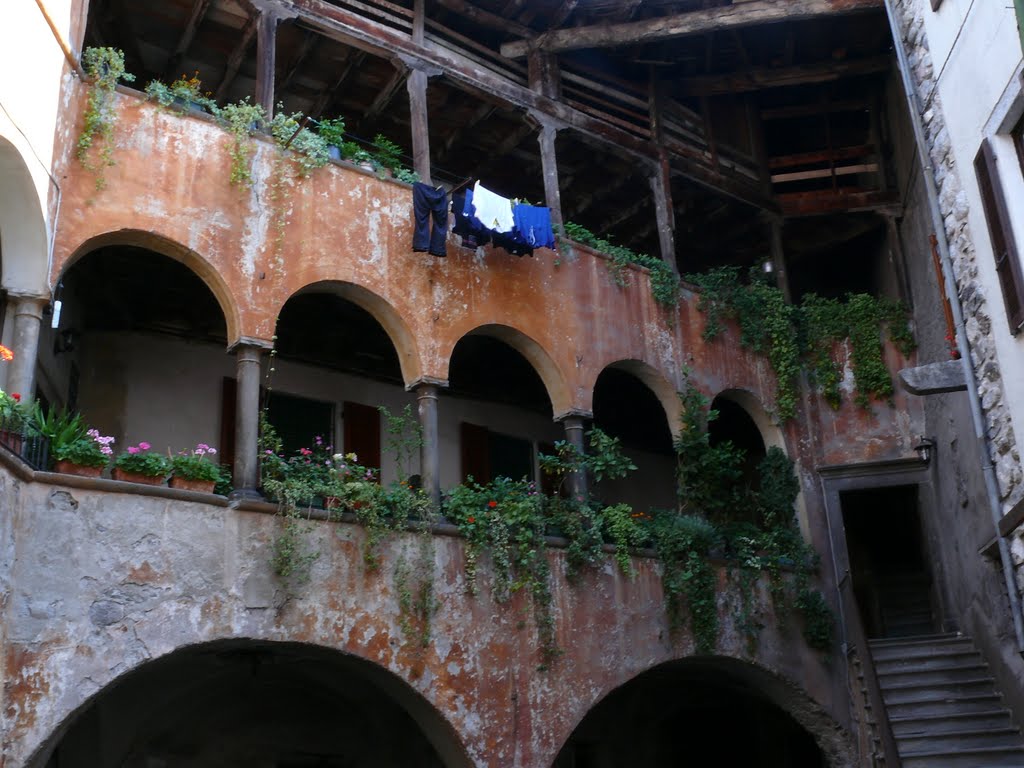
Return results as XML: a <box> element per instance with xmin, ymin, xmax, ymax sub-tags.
<box><xmin>111</xmin><ymin>467</ymin><xmax>166</xmax><ymax>486</ymax></box>
<box><xmin>54</xmin><ymin>460</ymin><xmax>103</xmax><ymax>478</ymax></box>
<box><xmin>169</xmin><ymin>475</ymin><xmax>215</xmax><ymax>493</ymax></box>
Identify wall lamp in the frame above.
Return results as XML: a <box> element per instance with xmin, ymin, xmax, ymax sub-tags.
<box><xmin>914</xmin><ymin>436</ymin><xmax>936</xmax><ymax>465</ymax></box>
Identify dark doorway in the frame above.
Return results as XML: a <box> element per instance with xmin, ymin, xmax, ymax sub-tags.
<box><xmin>841</xmin><ymin>485</ymin><xmax>937</xmax><ymax>638</ymax></box>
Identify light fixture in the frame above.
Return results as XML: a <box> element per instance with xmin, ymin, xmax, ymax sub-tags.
<box><xmin>762</xmin><ymin>259</ymin><xmax>775</xmax><ymax>274</ymax></box>
<box><xmin>914</xmin><ymin>436</ymin><xmax>935</xmax><ymax>465</ymax></box>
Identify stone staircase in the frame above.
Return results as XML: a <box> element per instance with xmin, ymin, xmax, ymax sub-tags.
<box><xmin>871</xmin><ymin>634</ymin><xmax>1024</xmax><ymax>767</ymax></box>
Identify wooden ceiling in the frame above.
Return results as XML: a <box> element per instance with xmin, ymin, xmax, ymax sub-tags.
<box><xmin>85</xmin><ymin>0</ymin><xmax>899</xmax><ymax>286</ymax></box>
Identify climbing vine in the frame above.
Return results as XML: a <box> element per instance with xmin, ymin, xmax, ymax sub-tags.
<box><xmin>77</xmin><ymin>47</ymin><xmax>135</xmax><ymax>191</ymax></box>
<box><xmin>562</xmin><ymin>221</ymin><xmax>681</xmax><ymax>308</ymax></box>
<box><xmin>687</xmin><ymin>267</ymin><xmax>915</xmax><ymax>418</ymax></box>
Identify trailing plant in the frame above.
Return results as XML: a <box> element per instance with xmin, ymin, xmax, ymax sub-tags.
<box><xmin>561</xmin><ymin>221</ymin><xmax>680</xmax><ymax>308</ymax></box>
<box><xmin>378</xmin><ymin>404</ymin><xmax>423</xmax><ymax>482</ymax></box>
<box><xmin>393</xmin><ymin>167</ymin><xmax>421</xmax><ymax>184</ymax></box>
<box><xmin>114</xmin><ymin>442</ymin><xmax>171</xmax><ymax>477</ymax></box>
<box><xmin>271</xmin><ymin>506</ymin><xmax>320</xmax><ymax>584</ymax></box>
<box><xmin>796</xmin><ymin>586</ymin><xmax>834</xmax><ymax>652</ymax></box>
<box><xmin>688</xmin><ymin>267</ymin><xmax>915</xmax><ymax>417</ymax></box>
<box><xmin>171</xmin><ymin>443</ymin><xmax>220</xmax><ymax>481</ymax></box>
<box><xmin>144</xmin><ymin>71</ymin><xmax>216</xmax><ymax>113</ymax></box>
<box><xmin>217</xmin><ymin>97</ymin><xmax>266</xmax><ymax>186</ymax></box>
<box><xmin>371</xmin><ymin>133</ymin><xmax>404</xmax><ymax>173</ymax></box>
<box><xmin>77</xmin><ymin>47</ymin><xmax>135</xmax><ymax>190</ymax></box>
<box><xmin>270</xmin><ymin>108</ymin><xmax>330</xmax><ymax>177</ymax></box>
<box><xmin>394</xmin><ymin>522</ymin><xmax>439</xmax><ymax>649</ymax></box>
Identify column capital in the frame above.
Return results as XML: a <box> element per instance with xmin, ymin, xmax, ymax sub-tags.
<box><xmin>8</xmin><ymin>294</ymin><xmax>49</xmax><ymax>318</ymax></box>
<box><xmin>406</xmin><ymin>376</ymin><xmax>449</xmax><ymax>392</ymax></box>
<box><xmin>227</xmin><ymin>337</ymin><xmax>274</xmax><ymax>354</ymax></box>
<box><xmin>554</xmin><ymin>408</ymin><xmax>592</xmax><ymax>423</ymax></box>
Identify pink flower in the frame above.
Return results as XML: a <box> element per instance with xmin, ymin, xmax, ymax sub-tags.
<box><xmin>127</xmin><ymin>446</ymin><xmax>139</xmax><ymax>454</ymax></box>
<box><xmin>139</xmin><ymin>442</ymin><xmax>150</xmax><ymax>451</ymax></box>
<box><xmin>300</xmin><ymin>447</ymin><xmax>312</xmax><ymax>456</ymax></box>
<box><xmin>207</xmin><ymin>447</ymin><xmax>217</xmax><ymax>455</ymax></box>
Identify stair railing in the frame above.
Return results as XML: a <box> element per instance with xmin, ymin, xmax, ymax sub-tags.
<box><xmin>839</xmin><ymin>570</ymin><xmax>901</xmax><ymax>767</ymax></box>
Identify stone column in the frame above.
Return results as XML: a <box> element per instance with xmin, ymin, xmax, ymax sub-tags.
<box><xmin>6</xmin><ymin>296</ymin><xmax>47</xmax><ymax>401</ymax></box>
<box><xmin>416</xmin><ymin>383</ymin><xmax>441</xmax><ymax>510</ymax></box>
<box><xmin>562</xmin><ymin>414</ymin><xmax>588</xmax><ymax>499</ymax></box>
<box><xmin>537</xmin><ymin>122</ymin><xmax>564</xmax><ymax>234</ymax></box>
<box><xmin>232</xmin><ymin>344</ymin><xmax>265</xmax><ymax>500</ymax></box>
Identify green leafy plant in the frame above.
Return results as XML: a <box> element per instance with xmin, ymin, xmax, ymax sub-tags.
<box><xmin>371</xmin><ymin>133</ymin><xmax>404</xmax><ymax>173</ymax></box>
<box><xmin>217</xmin><ymin>97</ymin><xmax>266</xmax><ymax>186</ymax></box>
<box><xmin>0</xmin><ymin>390</ymin><xmax>28</xmax><ymax>431</ymax></box>
<box><xmin>77</xmin><ymin>47</ymin><xmax>135</xmax><ymax>190</ymax></box>
<box><xmin>144</xmin><ymin>71</ymin><xmax>216</xmax><ymax>113</ymax></box>
<box><xmin>652</xmin><ymin>512</ymin><xmax>721</xmax><ymax>652</ymax></box>
<box><xmin>114</xmin><ymin>442</ymin><xmax>170</xmax><ymax>477</ymax></box>
<box><xmin>378</xmin><ymin>404</ymin><xmax>423</xmax><ymax>483</ymax></box>
<box><xmin>561</xmin><ymin>221</ymin><xmax>680</xmax><ymax>308</ymax></box>
<box><xmin>171</xmin><ymin>443</ymin><xmax>221</xmax><ymax>481</ymax></box>
<box><xmin>393</xmin><ymin>167</ymin><xmax>420</xmax><ymax>184</ymax></box>
<box><xmin>270</xmin><ymin>108</ymin><xmax>330</xmax><ymax>177</ymax></box>
<box><xmin>316</xmin><ymin>116</ymin><xmax>347</xmax><ymax>149</ymax></box>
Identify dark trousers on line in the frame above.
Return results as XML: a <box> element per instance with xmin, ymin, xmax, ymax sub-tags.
<box><xmin>412</xmin><ymin>182</ymin><xmax>449</xmax><ymax>257</ymax></box>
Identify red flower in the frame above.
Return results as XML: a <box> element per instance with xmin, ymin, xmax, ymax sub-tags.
<box><xmin>488</xmin><ymin>500</ymin><xmax>497</xmax><ymax>508</ymax></box>
<box><xmin>11</xmin><ymin>393</ymin><xmax>20</xmax><ymax>402</ymax></box>
<box><xmin>467</xmin><ymin>516</ymin><xmax>475</xmax><ymax>524</ymax></box>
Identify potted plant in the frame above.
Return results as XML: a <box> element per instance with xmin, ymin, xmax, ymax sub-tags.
<box><xmin>170</xmin><ymin>443</ymin><xmax>221</xmax><ymax>492</ymax></box>
<box><xmin>144</xmin><ymin>71</ymin><xmax>216</xmax><ymax>114</ymax></box>
<box><xmin>0</xmin><ymin>389</ymin><xmax>26</xmax><ymax>453</ymax></box>
<box><xmin>371</xmin><ymin>133</ymin><xmax>404</xmax><ymax>176</ymax></box>
<box><xmin>51</xmin><ymin>428</ymin><xmax>114</xmax><ymax>478</ymax></box>
<box><xmin>317</xmin><ymin>116</ymin><xmax>346</xmax><ymax>161</ymax></box>
<box><xmin>112</xmin><ymin>442</ymin><xmax>170</xmax><ymax>485</ymax></box>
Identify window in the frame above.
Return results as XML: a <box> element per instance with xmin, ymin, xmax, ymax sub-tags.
<box><xmin>343</xmin><ymin>401</ymin><xmax>381</xmax><ymax>471</ymax></box>
<box><xmin>975</xmin><ymin>139</ymin><xmax>1024</xmax><ymax>334</ymax></box>
<box><xmin>267</xmin><ymin>390</ymin><xmax>334</xmax><ymax>454</ymax></box>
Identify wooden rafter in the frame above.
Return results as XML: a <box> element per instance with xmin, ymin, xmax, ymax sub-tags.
<box><xmin>215</xmin><ymin>10</ymin><xmax>260</xmax><ymax>100</ymax></box>
<box><xmin>435</xmin><ymin>102</ymin><xmax>497</xmax><ymax>162</ymax></box>
<box><xmin>164</xmin><ymin>0</ymin><xmax>214</xmax><ymax>79</ymax></box>
<box><xmin>434</xmin><ymin>0</ymin><xmax>534</xmax><ymax>38</ymax></box>
<box><xmin>566</xmin><ymin>171</ymin><xmax>634</xmax><ymax>220</ymax></box>
<box><xmin>278</xmin><ymin>29</ymin><xmax>319</xmax><ymax>93</ymax></box>
<box><xmin>550</xmin><ymin>0</ymin><xmax>579</xmax><ymax>28</ymax></box>
<box><xmin>677</xmin><ymin>55</ymin><xmax>891</xmax><ymax>96</ymax></box>
<box><xmin>473</xmin><ymin>122</ymin><xmax>537</xmax><ymax>177</ymax></box>
<box><xmin>500</xmin><ymin>0</ymin><xmax>883</xmax><ymax>58</ymax></box>
<box><xmin>309</xmin><ymin>50</ymin><xmax>366</xmax><ymax>118</ymax></box>
<box><xmin>602</xmin><ymin>195</ymin><xmax>650</xmax><ymax>231</ymax></box>
<box><xmin>353</xmin><ymin>64</ymin><xmax>409</xmax><ymax>133</ymax></box>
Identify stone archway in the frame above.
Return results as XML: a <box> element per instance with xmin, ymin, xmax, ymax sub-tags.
<box><xmin>0</xmin><ymin>136</ymin><xmax>49</xmax><ymax>297</ymax></box>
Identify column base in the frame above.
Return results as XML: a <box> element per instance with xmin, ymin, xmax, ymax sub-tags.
<box><xmin>229</xmin><ymin>488</ymin><xmax>265</xmax><ymax>502</ymax></box>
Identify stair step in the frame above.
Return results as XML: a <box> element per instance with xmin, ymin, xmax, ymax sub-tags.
<box><xmin>881</xmin><ymin>677</ymin><xmax>996</xmax><ymax>704</ymax></box>
<box><xmin>901</xmin><ymin>745</ymin><xmax>1024</xmax><ymax>768</ymax></box>
<box><xmin>874</xmin><ymin>650</ymin><xmax>984</xmax><ymax>674</ymax></box>
<box><xmin>885</xmin><ymin>693</ymin><xmax>1006</xmax><ymax>720</ymax></box>
<box><xmin>898</xmin><ymin>726</ymin><xmax>1024</xmax><ymax>754</ymax></box>
<box><xmin>877</xmin><ymin>663</ymin><xmax>990</xmax><ymax>686</ymax></box>
<box><xmin>869</xmin><ymin>633</ymin><xmax>961</xmax><ymax>647</ymax></box>
<box><xmin>890</xmin><ymin>709</ymin><xmax>1016</xmax><ymax>737</ymax></box>
<box><xmin>871</xmin><ymin>638</ymin><xmax>977</xmax><ymax>661</ymax></box>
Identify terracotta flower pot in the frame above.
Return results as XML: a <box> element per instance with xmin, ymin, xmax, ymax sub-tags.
<box><xmin>0</xmin><ymin>430</ymin><xmax>23</xmax><ymax>454</ymax></box>
<box><xmin>112</xmin><ymin>467</ymin><xmax>166</xmax><ymax>485</ymax></box>
<box><xmin>169</xmin><ymin>475</ymin><xmax>216</xmax><ymax>493</ymax></box>
<box><xmin>54</xmin><ymin>460</ymin><xmax>103</xmax><ymax>478</ymax></box>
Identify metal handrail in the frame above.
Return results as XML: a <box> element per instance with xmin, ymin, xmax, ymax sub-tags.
<box><xmin>0</xmin><ymin>417</ymin><xmax>50</xmax><ymax>472</ymax></box>
<box><xmin>839</xmin><ymin>572</ymin><xmax>901</xmax><ymax>766</ymax></box>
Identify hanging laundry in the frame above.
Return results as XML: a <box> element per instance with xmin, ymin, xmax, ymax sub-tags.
<box><xmin>452</xmin><ymin>189</ymin><xmax>492</xmax><ymax>249</ymax></box>
<box><xmin>471</xmin><ymin>181</ymin><xmax>515</xmax><ymax>233</ymax></box>
<box><xmin>512</xmin><ymin>204</ymin><xmax>555</xmax><ymax>250</ymax></box>
<box><xmin>412</xmin><ymin>182</ymin><xmax>449</xmax><ymax>257</ymax></box>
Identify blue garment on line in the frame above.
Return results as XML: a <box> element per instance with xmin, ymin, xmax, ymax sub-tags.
<box><xmin>512</xmin><ymin>204</ymin><xmax>555</xmax><ymax>249</ymax></box>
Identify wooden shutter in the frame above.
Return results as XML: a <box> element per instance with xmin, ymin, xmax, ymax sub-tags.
<box><xmin>460</xmin><ymin>422</ymin><xmax>491</xmax><ymax>484</ymax></box>
<box><xmin>975</xmin><ymin>139</ymin><xmax>1024</xmax><ymax>333</ymax></box>
<box><xmin>344</xmin><ymin>401</ymin><xmax>381</xmax><ymax>472</ymax></box>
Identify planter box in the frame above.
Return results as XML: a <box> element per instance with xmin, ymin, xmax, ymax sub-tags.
<box><xmin>169</xmin><ymin>476</ymin><xmax>216</xmax><ymax>493</ymax></box>
<box><xmin>54</xmin><ymin>460</ymin><xmax>104</xmax><ymax>478</ymax></box>
<box><xmin>112</xmin><ymin>467</ymin><xmax>166</xmax><ymax>485</ymax></box>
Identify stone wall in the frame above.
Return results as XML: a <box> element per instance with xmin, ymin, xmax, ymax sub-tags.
<box><xmin>0</xmin><ymin>465</ymin><xmax>853</xmax><ymax>767</ymax></box>
<box><xmin>891</xmin><ymin>0</ymin><xmax>1023</xmax><ymax>513</ymax></box>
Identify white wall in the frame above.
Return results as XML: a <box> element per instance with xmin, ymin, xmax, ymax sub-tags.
<box><xmin>920</xmin><ymin>0</ymin><xmax>1024</xmax><ymax>485</ymax></box>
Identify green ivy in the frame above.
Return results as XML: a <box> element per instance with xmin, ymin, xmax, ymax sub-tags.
<box><xmin>562</xmin><ymin>221</ymin><xmax>680</xmax><ymax>308</ymax></box>
<box><xmin>77</xmin><ymin>47</ymin><xmax>135</xmax><ymax>190</ymax></box>
<box><xmin>688</xmin><ymin>267</ymin><xmax>915</xmax><ymax>418</ymax></box>
<box><xmin>217</xmin><ymin>98</ymin><xmax>266</xmax><ymax>187</ymax></box>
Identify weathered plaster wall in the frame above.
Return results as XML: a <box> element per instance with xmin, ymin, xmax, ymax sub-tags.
<box><xmin>0</xmin><ymin>466</ymin><xmax>853</xmax><ymax>767</ymax></box>
<box><xmin>888</xmin><ymin>0</ymin><xmax>1024</xmax><ymax>723</ymax></box>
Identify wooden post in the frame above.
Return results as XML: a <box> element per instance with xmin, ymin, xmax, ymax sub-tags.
<box><xmin>764</xmin><ymin>214</ymin><xmax>792</xmax><ymax>303</ymax></box>
<box><xmin>255</xmin><ymin>11</ymin><xmax>278</xmax><ymax>120</ymax></box>
<box><xmin>649</xmin><ymin>154</ymin><xmax>679</xmax><ymax>274</ymax></box>
<box><xmin>537</xmin><ymin>121</ymin><xmax>564</xmax><ymax>233</ymax></box>
<box><xmin>407</xmin><ymin>67</ymin><xmax>432</xmax><ymax>184</ymax></box>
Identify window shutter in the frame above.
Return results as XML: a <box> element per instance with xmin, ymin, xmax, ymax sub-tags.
<box><xmin>344</xmin><ymin>401</ymin><xmax>381</xmax><ymax>472</ymax></box>
<box><xmin>975</xmin><ymin>139</ymin><xmax>1024</xmax><ymax>333</ymax></box>
<box><xmin>460</xmin><ymin>422</ymin><xmax>491</xmax><ymax>484</ymax></box>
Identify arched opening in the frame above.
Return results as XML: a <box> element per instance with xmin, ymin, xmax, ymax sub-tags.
<box><xmin>33</xmin><ymin>640</ymin><xmax>470</xmax><ymax>768</ymax></box>
<box><xmin>554</xmin><ymin>659</ymin><xmax>832</xmax><ymax>768</ymax></box>
<box><xmin>269</xmin><ymin>284</ymin><xmax>415</xmax><ymax>483</ymax></box>
<box><xmin>0</xmin><ymin>137</ymin><xmax>48</xmax><ymax>296</ymax></box>
<box><xmin>54</xmin><ymin>244</ymin><xmax>231</xmax><ymax>459</ymax></box>
<box><xmin>445</xmin><ymin>327</ymin><xmax>562</xmax><ymax>489</ymax></box>
<box><xmin>709</xmin><ymin>394</ymin><xmax>768</xmax><ymax>497</ymax></box>
<box><xmin>591</xmin><ymin>363</ymin><xmax>676</xmax><ymax>512</ymax></box>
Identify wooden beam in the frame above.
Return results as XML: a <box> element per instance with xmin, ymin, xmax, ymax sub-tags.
<box><xmin>677</xmin><ymin>55</ymin><xmax>891</xmax><ymax>96</ymax></box>
<box><xmin>267</xmin><ymin>0</ymin><xmax>777</xmax><ymax>211</ymax></box>
<box><xmin>355</xmin><ymin>64</ymin><xmax>409</xmax><ymax>131</ymax></box>
<box><xmin>309</xmin><ymin>50</ymin><xmax>366</xmax><ymax>119</ymax></box>
<box><xmin>164</xmin><ymin>0</ymin><xmax>213</xmax><ymax>79</ymax></box>
<box><xmin>538</xmin><ymin>123</ymin><xmax>564</xmax><ymax>232</ymax></box>
<box><xmin>603</xmin><ymin>195</ymin><xmax>650</xmax><ymax>231</ymax></box>
<box><xmin>475</xmin><ymin>122</ymin><xmax>538</xmax><ymax>177</ymax></box>
<box><xmin>550</xmin><ymin>0</ymin><xmax>579</xmax><ymax>27</ymax></box>
<box><xmin>761</xmin><ymin>98</ymin><xmax>869</xmax><ymax>120</ymax></box>
<box><xmin>500</xmin><ymin>0</ymin><xmax>883</xmax><ymax>58</ymax></box>
<box><xmin>215</xmin><ymin>10</ymin><xmax>260</xmax><ymax>101</ymax></box>
<box><xmin>407</xmin><ymin>69</ymin><xmax>431</xmax><ymax>183</ymax></box>
<box><xmin>768</xmin><ymin>144</ymin><xmax>874</xmax><ymax>170</ymax></box>
<box><xmin>777</xmin><ymin>188</ymin><xmax>900</xmax><ymax>217</ymax></box>
<box><xmin>650</xmin><ymin>153</ymin><xmax>678</xmax><ymax>273</ymax></box>
<box><xmin>277</xmin><ymin>29</ymin><xmax>318</xmax><ymax>93</ymax></box>
<box><xmin>771</xmin><ymin>163</ymin><xmax>877</xmax><ymax>183</ymax></box>
<box><xmin>434</xmin><ymin>0</ymin><xmax>535</xmax><ymax>38</ymax></box>
<box><xmin>436</xmin><ymin>102</ymin><xmax>496</xmax><ymax>162</ymax></box>
<box><xmin>255</xmin><ymin>12</ymin><xmax>279</xmax><ymax>119</ymax></box>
